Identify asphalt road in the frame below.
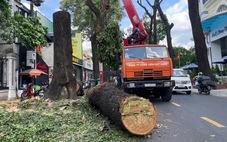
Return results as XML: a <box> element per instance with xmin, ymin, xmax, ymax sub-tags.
<box><xmin>141</xmin><ymin>91</ymin><xmax>227</xmax><ymax>142</ymax></box>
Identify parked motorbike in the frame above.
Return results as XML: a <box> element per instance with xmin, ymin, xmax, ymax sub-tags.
<box><xmin>83</xmin><ymin>81</ymin><xmax>90</xmax><ymax>89</ymax></box>
<box><xmin>21</xmin><ymin>83</ymin><xmax>49</xmax><ymax>100</ymax></box>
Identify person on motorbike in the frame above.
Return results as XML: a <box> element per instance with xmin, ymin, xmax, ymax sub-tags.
<box><xmin>196</xmin><ymin>72</ymin><xmax>203</xmax><ymax>91</ymax></box>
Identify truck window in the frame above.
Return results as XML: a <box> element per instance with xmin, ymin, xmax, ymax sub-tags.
<box><xmin>124</xmin><ymin>46</ymin><xmax>168</xmax><ymax>59</ymax></box>
<box><xmin>125</xmin><ymin>47</ymin><xmax>146</xmax><ymax>59</ymax></box>
<box><xmin>146</xmin><ymin>47</ymin><xmax>168</xmax><ymax>58</ymax></box>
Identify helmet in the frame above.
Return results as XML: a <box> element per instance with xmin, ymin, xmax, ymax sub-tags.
<box><xmin>198</xmin><ymin>72</ymin><xmax>203</xmax><ymax>76</ymax></box>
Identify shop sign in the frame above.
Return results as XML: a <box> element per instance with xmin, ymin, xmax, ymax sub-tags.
<box><xmin>72</xmin><ymin>56</ymin><xmax>83</xmax><ymax>65</ymax></box>
<box><xmin>83</xmin><ymin>61</ymin><xmax>93</xmax><ymax>70</ymax></box>
<box><xmin>212</xmin><ymin>25</ymin><xmax>227</xmax><ymax>39</ymax></box>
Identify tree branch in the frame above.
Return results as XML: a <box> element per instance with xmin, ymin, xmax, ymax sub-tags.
<box><xmin>137</xmin><ymin>0</ymin><xmax>153</xmax><ymax>19</ymax></box>
<box><xmin>85</xmin><ymin>0</ymin><xmax>101</xmax><ymax>19</ymax></box>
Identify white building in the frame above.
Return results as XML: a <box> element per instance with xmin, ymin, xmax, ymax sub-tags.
<box><xmin>199</xmin><ymin>0</ymin><xmax>227</xmax><ymax>68</ymax></box>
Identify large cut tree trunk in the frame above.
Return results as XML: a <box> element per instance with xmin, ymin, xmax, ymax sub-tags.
<box><xmin>45</xmin><ymin>11</ymin><xmax>77</xmax><ymax>100</ymax></box>
<box><xmin>87</xmin><ymin>82</ymin><xmax>156</xmax><ymax>135</ymax></box>
<box><xmin>188</xmin><ymin>0</ymin><xmax>216</xmax><ymax>81</ymax></box>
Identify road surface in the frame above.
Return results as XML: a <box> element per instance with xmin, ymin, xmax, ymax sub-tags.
<box><xmin>142</xmin><ymin>91</ymin><xmax>227</xmax><ymax>142</ymax></box>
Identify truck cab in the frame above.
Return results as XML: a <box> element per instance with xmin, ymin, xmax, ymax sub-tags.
<box><xmin>121</xmin><ymin>44</ymin><xmax>174</xmax><ymax>101</ymax></box>
<box><xmin>120</xmin><ymin>0</ymin><xmax>174</xmax><ymax>101</ymax></box>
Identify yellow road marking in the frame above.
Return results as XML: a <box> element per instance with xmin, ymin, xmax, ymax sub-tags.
<box><xmin>201</xmin><ymin>117</ymin><xmax>226</xmax><ymax>128</ymax></box>
<box><xmin>171</xmin><ymin>102</ymin><xmax>181</xmax><ymax>107</ymax></box>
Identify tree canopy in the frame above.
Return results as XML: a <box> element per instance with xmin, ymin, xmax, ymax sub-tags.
<box><xmin>0</xmin><ymin>0</ymin><xmax>14</xmax><ymax>43</ymax></box>
<box><xmin>60</xmin><ymin>0</ymin><xmax>123</xmax><ymax>38</ymax></box>
<box><xmin>60</xmin><ymin>0</ymin><xmax>124</xmax><ymax>77</ymax></box>
<box><xmin>0</xmin><ymin>0</ymin><xmax>48</xmax><ymax>50</ymax></box>
<box><xmin>173</xmin><ymin>46</ymin><xmax>196</xmax><ymax>68</ymax></box>
<box><xmin>142</xmin><ymin>14</ymin><xmax>165</xmax><ymax>44</ymax></box>
<box><xmin>96</xmin><ymin>21</ymin><xmax>122</xmax><ymax>69</ymax></box>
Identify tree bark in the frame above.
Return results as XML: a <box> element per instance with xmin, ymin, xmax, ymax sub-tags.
<box><xmin>45</xmin><ymin>11</ymin><xmax>77</xmax><ymax>100</ymax></box>
<box><xmin>157</xmin><ymin>4</ymin><xmax>175</xmax><ymax>65</ymax></box>
<box><xmin>86</xmin><ymin>0</ymin><xmax>101</xmax><ymax>80</ymax></box>
<box><xmin>90</xmin><ymin>33</ymin><xmax>100</xmax><ymax>79</ymax></box>
<box><xmin>87</xmin><ymin>82</ymin><xmax>157</xmax><ymax>135</ymax></box>
<box><xmin>153</xmin><ymin>0</ymin><xmax>159</xmax><ymax>44</ymax></box>
<box><xmin>137</xmin><ymin>0</ymin><xmax>154</xmax><ymax>44</ymax></box>
<box><xmin>187</xmin><ymin>0</ymin><xmax>216</xmax><ymax>81</ymax></box>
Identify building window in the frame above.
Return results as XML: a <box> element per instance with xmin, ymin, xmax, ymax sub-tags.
<box><xmin>221</xmin><ymin>37</ymin><xmax>227</xmax><ymax>57</ymax></box>
<box><xmin>16</xmin><ymin>6</ymin><xmax>27</xmax><ymax>17</ymax></box>
<box><xmin>217</xmin><ymin>5</ymin><xmax>227</xmax><ymax>13</ymax></box>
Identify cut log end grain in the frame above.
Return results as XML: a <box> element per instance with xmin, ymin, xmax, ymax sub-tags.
<box><xmin>120</xmin><ymin>96</ymin><xmax>156</xmax><ymax>135</ymax></box>
<box><xmin>86</xmin><ymin>82</ymin><xmax>157</xmax><ymax>135</ymax></box>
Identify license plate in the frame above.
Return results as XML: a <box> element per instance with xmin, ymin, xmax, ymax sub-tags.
<box><xmin>145</xmin><ymin>83</ymin><xmax>156</xmax><ymax>87</ymax></box>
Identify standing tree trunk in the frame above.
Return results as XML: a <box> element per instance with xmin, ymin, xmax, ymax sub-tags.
<box><xmin>86</xmin><ymin>0</ymin><xmax>102</xmax><ymax>81</ymax></box>
<box><xmin>188</xmin><ymin>0</ymin><xmax>216</xmax><ymax>81</ymax></box>
<box><xmin>157</xmin><ymin>4</ymin><xmax>175</xmax><ymax>64</ymax></box>
<box><xmin>152</xmin><ymin>0</ymin><xmax>158</xmax><ymax>44</ymax></box>
<box><xmin>137</xmin><ymin>0</ymin><xmax>154</xmax><ymax>44</ymax></box>
<box><xmin>90</xmin><ymin>33</ymin><xmax>99</xmax><ymax>79</ymax></box>
<box><xmin>45</xmin><ymin>11</ymin><xmax>77</xmax><ymax>100</ymax></box>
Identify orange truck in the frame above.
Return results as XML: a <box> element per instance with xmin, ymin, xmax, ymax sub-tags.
<box><xmin>120</xmin><ymin>0</ymin><xmax>174</xmax><ymax>101</ymax></box>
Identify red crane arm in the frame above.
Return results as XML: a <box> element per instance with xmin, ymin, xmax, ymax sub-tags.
<box><xmin>122</xmin><ymin>0</ymin><xmax>147</xmax><ymax>37</ymax></box>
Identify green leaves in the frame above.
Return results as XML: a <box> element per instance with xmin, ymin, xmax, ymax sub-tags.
<box><xmin>0</xmin><ymin>0</ymin><xmax>14</xmax><ymax>43</ymax></box>
<box><xmin>96</xmin><ymin>21</ymin><xmax>122</xmax><ymax>69</ymax></box>
<box><xmin>0</xmin><ymin>0</ymin><xmax>48</xmax><ymax>50</ymax></box>
<box><xmin>13</xmin><ymin>12</ymin><xmax>48</xmax><ymax>50</ymax></box>
<box><xmin>173</xmin><ymin>46</ymin><xmax>197</xmax><ymax>68</ymax></box>
<box><xmin>0</xmin><ymin>98</ymin><xmax>143</xmax><ymax>142</ymax></box>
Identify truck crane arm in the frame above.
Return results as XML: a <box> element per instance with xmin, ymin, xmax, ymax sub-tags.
<box><xmin>122</xmin><ymin>0</ymin><xmax>147</xmax><ymax>45</ymax></box>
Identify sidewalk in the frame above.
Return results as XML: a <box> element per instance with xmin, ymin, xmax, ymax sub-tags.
<box><xmin>192</xmin><ymin>88</ymin><xmax>227</xmax><ymax>97</ymax></box>
<box><xmin>0</xmin><ymin>90</ymin><xmax>8</xmax><ymax>101</ymax></box>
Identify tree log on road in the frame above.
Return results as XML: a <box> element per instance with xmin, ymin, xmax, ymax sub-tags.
<box><xmin>87</xmin><ymin>82</ymin><xmax>156</xmax><ymax>135</ymax></box>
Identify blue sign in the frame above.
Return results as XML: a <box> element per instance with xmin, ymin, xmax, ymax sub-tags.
<box><xmin>212</xmin><ymin>25</ymin><xmax>227</xmax><ymax>37</ymax></box>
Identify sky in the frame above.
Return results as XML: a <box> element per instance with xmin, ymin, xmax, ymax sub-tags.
<box><xmin>21</xmin><ymin>0</ymin><xmax>193</xmax><ymax>50</ymax></box>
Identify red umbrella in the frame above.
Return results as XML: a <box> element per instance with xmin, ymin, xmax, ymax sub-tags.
<box><xmin>20</xmin><ymin>69</ymin><xmax>48</xmax><ymax>76</ymax></box>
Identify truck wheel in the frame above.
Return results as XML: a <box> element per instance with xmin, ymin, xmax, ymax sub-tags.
<box><xmin>161</xmin><ymin>88</ymin><xmax>172</xmax><ymax>102</ymax></box>
<box><xmin>124</xmin><ymin>88</ymin><xmax>131</xmax><ymax>94</ymax></box>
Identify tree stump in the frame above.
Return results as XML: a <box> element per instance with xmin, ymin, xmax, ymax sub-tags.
<box><xmin>86</xmin><ymin>82</ymin><xmax>156</xmax><ymax>135</ymax></box>
<box><xmin>45</xmin><ymin>11</ymin><xmax>77</xmax><ymax>100</ymax></box>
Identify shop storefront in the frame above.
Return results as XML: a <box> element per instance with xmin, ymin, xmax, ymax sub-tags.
<box><xmin>83</xmin><ymin>59</ymin><xmax>93</xmax><ymax>81</ymax></box>
<box><xmin>72</xmin><ymin>56</ymin><xmax>83</xmax><ymax>81</ymax></box>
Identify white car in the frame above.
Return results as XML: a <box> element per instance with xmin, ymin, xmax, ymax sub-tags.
<box><xmin>171</xmin><ymin>69</ymin><xmax>192</xmax><ymax>95</ymax></box>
